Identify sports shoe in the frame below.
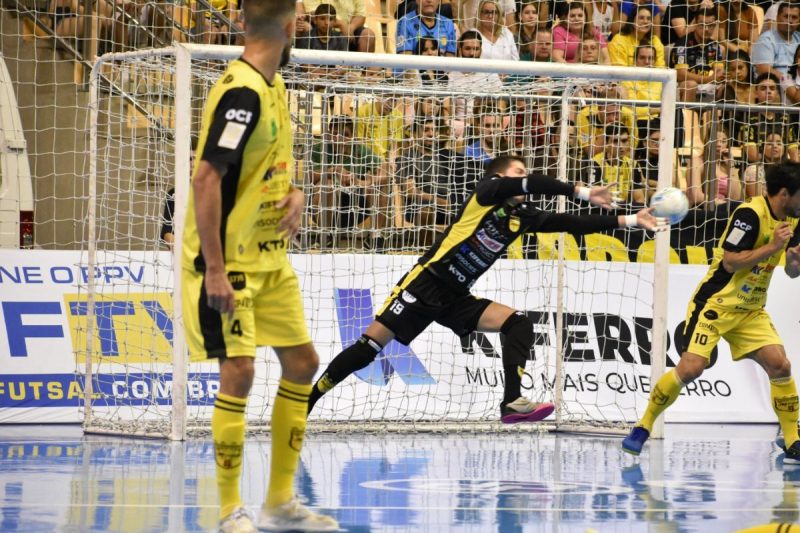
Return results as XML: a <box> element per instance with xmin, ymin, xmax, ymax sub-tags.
<box><xmin>783</xmin><ymin>440</ymin><xmax>800</xmax><ymax>465</ymax></box>
<box><xmin>500</xmin><ymin>397</ymin><xmax>555</xmax><ymax>424</ymax></box>
<box><xmin>622</xmin><ymin>426</ymin><xmax>650</xmax><ymax>456</ymax></box>
<box><xmin>257</xmin><ymin>498</ymin><xmax>339</xmax><ymax>532</ymax></box>
<box><xmin>219</xmin><ymin>506</ymin><xmax>257</xmax><ymax>533</ymax></box>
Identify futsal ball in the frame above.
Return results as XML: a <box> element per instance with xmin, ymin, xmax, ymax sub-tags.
<box><xmin>650</xmin><ymin>187</ymin><xmax>689</xmax><ymax>225</ymax></box>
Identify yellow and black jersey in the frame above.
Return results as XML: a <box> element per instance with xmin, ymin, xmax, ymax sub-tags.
<box><xmin>416</xmin><ymin>176</ymin><xmax>621</xmax><ymax>292</ymax></box>
<box><xmin>182</xmin><ymin>58</ymin><xmax>293</xmax><ymax>273</ymax></box>
<box><xmin>691</xmin><ymin>195</ymin><xmax>800</xmax><ymax>310</ymax></box>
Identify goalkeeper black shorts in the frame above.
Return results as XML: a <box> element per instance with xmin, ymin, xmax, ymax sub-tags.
<box><xmin>374</xmin><ymin>265</ymin><xmax>492</xmax><ymax>345</ymax></box>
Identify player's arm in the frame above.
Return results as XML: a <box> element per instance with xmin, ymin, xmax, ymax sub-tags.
<box><xmin>784</xmin><ymin>226</ymin><xmax>800</xmax><ymax>278</ymax></box>
<box><xmin>522</xmin><ymin>206</ymin><xmax>666</xmax><ymax>234</ymax></box>
<box><xmin>475</xmin><ymin>175</ymin><xmax>618</xmax><ymax>208</ymax></box>
<box><xmin>721</xmin><ymin>207</ymin><xmax>790</xmax><ymax>272</ymax></box>
<box><xmin>193</xmin><ymin>86</ymin><xmax>261</xmax><ymax>317</ymax></box>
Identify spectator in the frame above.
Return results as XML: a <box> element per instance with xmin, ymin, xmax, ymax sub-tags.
<box><xmin>476</xmin><ymin>0</ymin><xmax>520</xmax><ymax>60</ymax></box>
<box><xmin>395</xmin><ymin>116</ymin><xmax>462</xmax><ymax>242</ymax></box>
<box><xmin>392</xmin><ymin>0</ymin><xmax>455</xmax><ymax>20</ymax></box>
<box><xmin>720</xmin><ymin>50</ymin><xmax>756</xmax><ymax>104</ymax></box>
<box><xmin>612</xmin><ymin>0</ymin><xmax>663</xmax><ymax>36</ymax></box>
<box><xmin>632</xmin><ymin>122</ymin><xmax>661</xmax><ymax>192</ymax></box>
<box><xmin>742</xmin><ymin>132</ymin><xmax>788</xmax><ymax>197</ymax></box>
<box><xmin>552</xmin><ymin>3</ymin><xmax>610</xmax><ymax>64</ymax></box>
<box><xmin>688</xmin><ymin>129</ymin><xmax>743</xmax><ymax>206</ymax></box>
<box><xmin>737</xmin><ymin>72</ymin><xmax>799</xmax><ymax>163</ymax></box>
<box><xmin>784</xmin><ymin>45</ymin><xmax>800</xmax><ymax>103</ymax></box>
<box><xmin>590</xmin><ymin>0</ymin><xmax>615</xmax><ymax>40</ymax></box>
<box><xmin>297</xmin><ymin>0</ymin><xmax>376</xmax><ymax>53</ymax></box>
<box><xmin>527</xmin><ymin>28</ymin><xmax>554</xmax><ymax>62</ymax></box>
<box><xmin>448</xmin><ymin>30</ymin><xmax>504</xmax><ymax>134</ymax></box>
<box><xmin>589</xmin><ymin>123</ymin><xmax>645</xmax><ymax>203</ymax></box>
<box><xmin>751</xmin><ymin>2</ymin><xmax>800</xmax><ymax>81</ymax></box>
<box><xmin>310</xmin><ymin>116</ymin><xmax>389</xmax><ymax>246</ymax></box>
<box><xmin>464</xmin><ymin>112</ymin><xmax>506</xmax><ymax>163</ymax></box>
<box><xmin>669</xmin><ymin>9</ymin><xmax>725</xmax><ymax>102</ymax></box>
<box><xmin>577</xmin><ymin>100</ymin><xmax>637</xmax><ymax>158</ymax></box>
<box><xmin>720</xmin><ymin>0</ymin><xmax>760</xmax><ymax>55</ymax></box>
<box><xmin>608</xmin><ymin>6</ymin><xmax>666</xmax><ymax>67</ymax></box>
<box><xmin>660</xmin><ymin>0</ymin><xmax>713</xmax><ymax>47</ymax></box>
<box><xmin>396</xmin><ymin>0</ymin><xmax>457</xmax><ymax>57</ymax></box>
<box><xmin>294</xmin><ymin>3</ymin><xmax>349</xmax><ymax>52</ymax></box>
<box><xmin>515</xmin><ymin>0</ymin><xmax>540</xmax><ymax>60</ymax></box>
<box><xmin>458</xmin><ymin>0</ymin><xmax>516</xmax><ymax>29</ymax></box>
<box><xmin>355</xmin><ymin>94</ymin><xmax>405</xmax><ymax>167</ymax></box>
<box><xmin>622</xmin><ymin>44</ymin><xmax>663</xmax><ymax>117</ymax></box>
<box><xmin>414</xmin><ymin>38</ymin><xmax>449</xmax><ymax>85</ymax></box>
<box><xmin>577</xmin><ymin>36</ymin><xmax>602</xmax><ymax>64</ymax></box>
<box><xmin>161</xmin><ymin>187</ymin><xmax>175</xmax><ymax>246</ymax></box>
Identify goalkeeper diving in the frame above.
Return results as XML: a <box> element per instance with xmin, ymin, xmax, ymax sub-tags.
<box><xmin>308</xmin><ymin>155</ymin><xmax>668</xmax><ymax>421</ymax></box>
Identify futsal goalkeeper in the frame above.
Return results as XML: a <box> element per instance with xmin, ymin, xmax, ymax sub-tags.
<box><xmin>308</xmin><ymin>154</ymin><xmax>667</xmax><ymax>421</ymax></box>
<box><xmin>623</xmin><ymin>161</ymin><xmax>800</xmax><ymax>460</ymax></box>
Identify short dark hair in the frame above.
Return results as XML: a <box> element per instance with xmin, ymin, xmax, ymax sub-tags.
<box><xmin>242</xmin><ymin>0</ymin><xmax>294</xmax><ymax>40</ymax></box>
<box><xmin>314</xmin><ymin>3</ymin><xmax>337</xmax><ymax>16</ymax></box>
<box><xmin>634</xmin><ymin>44</ymin><xmax>656</xmax><ymax>60</ymax></box>
<box><xmin>485</xmin><ymin>155</ymin><xmax>525</xmax><ymax>177</ymax></box>
<box><xmin>328</xmin><ymin>115</ymin><xmax>354</xmax><ymax>135</ymax></box>
<box><xmin>605</xmin><ymin>122</ymin><xmax>630</xmax><ymax>138</ymax></box>
<box><xmin>755</xmin><ymin>72</ymin><xmax>781</xmax><ymax>86</ymax></box>
<box><xmin>777</xmin><ymin>2</ymin><xmax>799</xmax><ymax>18</ymax></box>
<box><xmin>765</xmin><ymin>161</ymin><xmax>800</xmax><ymax>196</ymax></box>
<box><xmin>458</xmin><ymin>30</ymin><xmax>482</xmax><ymax>47</ymax></box>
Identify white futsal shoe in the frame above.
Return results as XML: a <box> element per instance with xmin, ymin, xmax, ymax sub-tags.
<box><xmin>257</xmin><ymin>498</ymin><xmax>339</xmax><ymax>532</ymax></box>
<box><xmin>219</xmin><ymin>506</ymin><xmax>258</xmax><ymax>533</ymax></box>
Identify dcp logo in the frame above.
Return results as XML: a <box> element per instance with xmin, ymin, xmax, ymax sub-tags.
<box><xmin>224</xmin><ymin>108</ymin><xmax>253</xmax><ymax>123</ymax></box>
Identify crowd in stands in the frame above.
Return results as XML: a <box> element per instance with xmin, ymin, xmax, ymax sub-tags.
<box><xmin>42</xmin><ymin>0</ymin><xmax>800</xmax><ymax>248</ymax></box>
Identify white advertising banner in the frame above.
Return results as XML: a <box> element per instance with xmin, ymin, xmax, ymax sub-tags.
<box><xmin>0</xmin><ymin>250</ymin><xmax>797</xmax><ymax>425</ymax></box>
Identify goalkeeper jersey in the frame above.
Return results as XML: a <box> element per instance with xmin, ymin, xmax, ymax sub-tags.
<box><xmin>691</xmin><ymin>195</ymin><xmax>800</xmax><ymax>311</ymax></box>
<box><xmin>182</xmin><ymin>58</ymin><xmax>293</xmax><ymax>273</ymax></box>
<box><xmin>416</xmin><ymin>176</ymin><xmax>621</xmax><ymax>292</ymax></box>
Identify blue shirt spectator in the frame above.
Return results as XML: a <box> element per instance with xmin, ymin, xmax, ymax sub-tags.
<box><xmin>752</xmin><ymin>3</ymin><xmax>800</xmax><ymax>79</ymax></box>
<box><xmin>621</xmin><ymin>0</ymin><xmax>661</xmax><ymax>20</ymax></box>
<box><xmin>396</xmin><ymin>6</ymin><xmax>457</xmax><ymax>56</ymax></box>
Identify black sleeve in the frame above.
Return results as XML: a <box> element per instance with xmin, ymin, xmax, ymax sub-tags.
<box><xmin>474</xmin><ymin>175</ymin><xmax>573</xmax><ymax>205</ymax></box>
<box><xmin>200</xmin><ymin>87</ymin><xmax>261</xmax><ymax>175</ymax></box>
<box><xmin>520</xmin><ymin>208</ymin><xmax>620</xmax><ymax>235</ymax></box>
<box><xmin>160</xmin><ymin>188</ymin><xmax>175</xmax><ymax>239</ymax></box>
<box><xmin>721</xmin><ymin>207</ymin><xmax>760</xmax><ymax>252</ymax></box>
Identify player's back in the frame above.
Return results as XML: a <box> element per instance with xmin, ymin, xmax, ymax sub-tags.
<box><xmin>182</xmin><ymin>59</ymin><xmax>293</xmax><ymax>274</ymax></box>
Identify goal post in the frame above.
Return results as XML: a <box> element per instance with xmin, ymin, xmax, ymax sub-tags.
<box><xmin>85</xmin><ymin>44</ymin><xmax>677</xmax><ymax>439</ymax></box>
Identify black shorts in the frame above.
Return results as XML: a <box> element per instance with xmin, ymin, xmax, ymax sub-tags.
<box><xmin>375</xmin><ymin>266</ymin><xmax>492</xmax><ymax>345</ymax></box>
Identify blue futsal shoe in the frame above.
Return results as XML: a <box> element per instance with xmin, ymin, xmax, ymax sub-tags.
<box><xmin>783</xmin><ymin>440</ymin><xmax>800</xmax><ymax>465</ymax></box>
<box><xmin>622</xmin><ymin>426</ymin><xmax>650</xmax><ymax>456</ymax></box>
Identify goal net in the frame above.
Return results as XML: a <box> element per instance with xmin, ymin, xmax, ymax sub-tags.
<box><xmin>82</xmin><ymin>44</ymin><xmax>677</xmax><ymax>439</ymax></box>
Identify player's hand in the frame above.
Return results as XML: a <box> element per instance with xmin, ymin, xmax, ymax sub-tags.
<box><xmin>204</xmin><ymin>270</ymin><xmax>235</xmax><ymax>319</ymax></box>
<box><xmin>277</xmin><ymin>187</ymin><xmax>304</xmax><ymax>239</ymax></box>
<box><xmin>588</xmin><ymin>184</ymin><xmax>622</xmax><ymax>210</ymax></box>
<box><xmin>772</xmin><ymin>222</ymin><xmax>794</xmax><ymax>252</ymax></box>
<box><xmin>635</xmin><ymin>207</ymin><xmax>669</xmax><ymax>232</ymax></box>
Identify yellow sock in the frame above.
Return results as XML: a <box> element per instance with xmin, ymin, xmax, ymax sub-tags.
<box><xmin>734</xmin><ymin>524</ymin><xmax>800</xmax><ymax>533</ymax></box>
<box><xmin>639</xmin><ymin>369</ymin><xmax>684</xmax><ymax>432</ymax></box>
<box><xmin>212</xmin><ymin>392</ymin><xmax>247</xmax><ymax>519</ymax></box>
<box><xmin>266</xmin><ymin>379</ymin><xmax>311</xmax><ymax>508</ymax></box>
<box><xmin>771</xmin><ymin>376</ymin><xmax>800</xmax><ymax>447</ymax></box>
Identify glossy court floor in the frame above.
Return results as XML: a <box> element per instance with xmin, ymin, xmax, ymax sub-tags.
<box><xmin>0</xmin><ymin>424</ymin><xmax>796</xmax><ymax>532</ymax></box>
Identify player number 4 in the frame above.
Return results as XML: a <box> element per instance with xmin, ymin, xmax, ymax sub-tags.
<box><xmin>230</xmin><ymin>319</ymin><xmax>243</xmax><ymax>337</ymax></box>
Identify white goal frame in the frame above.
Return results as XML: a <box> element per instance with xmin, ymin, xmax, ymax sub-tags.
<box><xmin>88</xmin><ymin>44</ymin><xmax>677</xmax><ymax>441</ymax></box>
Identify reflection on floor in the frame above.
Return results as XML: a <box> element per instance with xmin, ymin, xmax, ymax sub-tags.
<box><xmin>0</xmin><ymin>424</ymin><xmax>797</xmax><ymax>532</ymax></box>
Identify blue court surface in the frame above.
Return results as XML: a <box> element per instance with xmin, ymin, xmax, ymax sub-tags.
<box><xmin>0</xmin><ymin>424</ymin><xmax>795</xmax><ymax>532</ymax></box>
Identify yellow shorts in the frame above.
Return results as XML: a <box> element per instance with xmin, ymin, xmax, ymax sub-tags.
<box><xmin>182</xmin><ymin>263</ymin><xmax>311</xmax><ymax>361</ymax></box>
<box><xmin>682</xmin><ymin>300</ymin><xmax>783</xmax><ymax>360</ymax></box>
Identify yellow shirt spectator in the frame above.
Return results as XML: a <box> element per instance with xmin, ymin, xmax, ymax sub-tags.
<box><xmin>608</xmin><ymin>33</ymin><xmax>666</xmax><ymax>67</ymax></box>
<box><xmin>355</xmin><ymin>99</ymin><xmax>405</xmax><ymax>160</ymax></box>
<box><xmin>302</xmin><ymin>0</ymin><xmax>366</xmax><ymax>26</ymax></box>
<box><xmin>576</xmin><ymin>104</ymin><xmax>637</xmax><ymax>158</ymax></box>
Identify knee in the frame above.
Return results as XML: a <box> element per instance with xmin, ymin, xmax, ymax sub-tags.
<box><xmin>675</xmin><ymin>356</ymin><xmax>705</xmax><ymax>383</ymax></box>
<box><xmin>767</xmin><ymin>357</ymin><xmax>792</xmax><ymax>379</ymax></box>
<box><xmin>221</xmin><ymin>357</ymin><xmax>255</xmax><ymax>396</ymax></box>
<box><xmin>500</xmin><ymin>312</ymin><xmax>534</xmax><ymax>365</ymax></box>
<box><xmin>292</xmin><ymin>349</ymin><xmax>320</xmax><ymax>381</ymax></box>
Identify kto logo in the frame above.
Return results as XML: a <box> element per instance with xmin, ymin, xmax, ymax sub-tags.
<box><xmin>224</xmin><ymin>108</ymin><xmax>253</xmax><ymax>123</ymax></box>
<box><xmin>334</xmin><ymin>289</ymin><xmax>434</xmax><ymax>386</ymax></box>
<box><xmin>3</xmin><ymin>293</ymin><xmax>173</xmax><ymax>363</ymax></box>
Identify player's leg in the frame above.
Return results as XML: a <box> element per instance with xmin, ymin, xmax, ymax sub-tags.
<box><xmin>182</xmin><ymin>268</ymin><xmax>256</xmax><ymax>532</ymax></box>
<box><xmin>251</xmin><ymin>266</ymin><xmax>338</xmax><ymax>531</ymax></box>
<box><xmin>308</xmin><ymin>265</ymin><xmax>434</xmax><ymax>413</ymax></box>
<box><xmin>623</xmin><ymin>300</ymin><xmax>721</xmax><ymax>455</ymax></box>
<box><xmin>473</xmin><ymin>302</ymin><xmax>555</xmax><ymax>423</ymax></box>
<box><xmin>727</xmin><ymin>309</ymin><xmax>799</xmax><ymax>459</ymax></box>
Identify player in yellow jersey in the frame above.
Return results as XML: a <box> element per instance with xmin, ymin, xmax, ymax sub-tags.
<box><xmin>181</xmin><ymin>1</ymin><xmax>338</xmax><ymax>532</ymax></box>
<box><xmin>623</xmin><ymin>162</ymin><xmax>800</xmax><ymax>460</ymax></box>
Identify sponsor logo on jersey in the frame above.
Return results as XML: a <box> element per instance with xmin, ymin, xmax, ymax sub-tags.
<box><xmin>509</xmin><ymin>216</ymin><xmax>520</xmax><ymax>232</ymax></box>
<box><xmin>218</xmin><ymin>121</ymin><xmax>247</xmax><ymax>150</ymax></box>
<box><xmin>227</xmin><ymin>272</ymin><xmax>246</xmax><ymax>290</ymax></box>
<box><xmin>703</xmin><ymin>309</ymin><xmax>718</xmax><ymax>320</ymax></box>
<box><xmin>476</xmin><ymin>229</ymin><xmax>503</xmax><ymax>252</ymax></box>
<box><xmin>726</xmin><ymin>227</ymin><xmax>746</xmax><ymax>246</ymax></box>
<box><xmin>741</xmin><ymin>285</ymin><xmax>750</xmax><ymax>293</ymax></box>
<box><xmin>258</xmin><ymin>240</ymin><xmax>286</xmax><ymax>252</ymax></box>
<box><xmin>448</xmin><ymin>264</ymin><xmax>467</xmax><ymax>283</ymax></box>
<box><xmin>222</xmin><ymin>74</ymin><xmax>234</xmax><ymax>84</ymax></box>
<box><xmin>224</xmin><ymin>108</ymin><xmax>253</xmax><ymax>124</ymax></box>
<box><xmin>401</xmin><ymin>290</ymin><xmax>417</xmax><ymax>303</ymax></box>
